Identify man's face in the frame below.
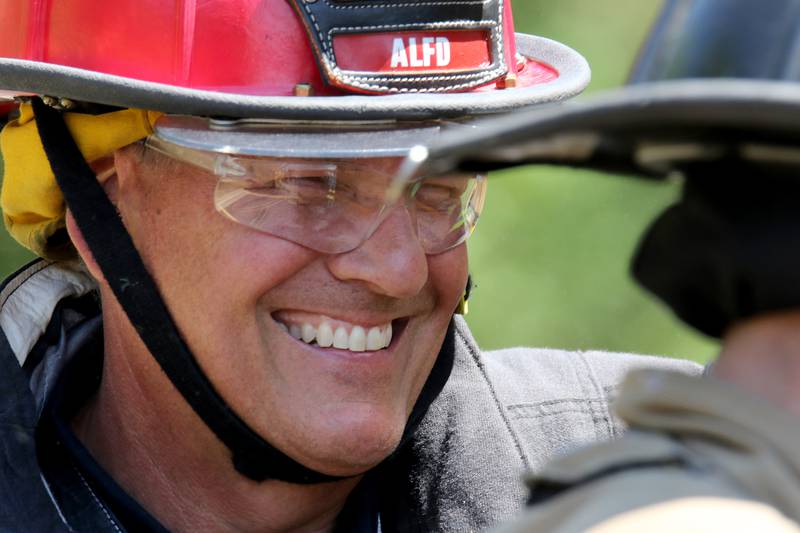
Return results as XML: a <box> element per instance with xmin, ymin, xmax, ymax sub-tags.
<box><xmin>107</xmin><ymin>145</ymin><xmax>468</xmax><ymax>475</ymax></box>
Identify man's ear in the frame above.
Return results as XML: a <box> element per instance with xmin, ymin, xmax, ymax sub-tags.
<box><xmin>91</xmin><ymin>155</ymin><xmax>118</xmax><ymax>204</ymax></box>
<box><xmin>64</xmin><ymin>155</ymin><xmax>119</xmax><ymax>283</ymax></box>
<box><xmin>65</xmin><ymin>208</ymin><xmax>105</xmax><ymax>283</ymax></box>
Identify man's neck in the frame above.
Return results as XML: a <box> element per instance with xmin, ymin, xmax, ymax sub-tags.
<box><xmin>714</xmin><ymin>310</ymin><xmax>800</xmax><ymax>418</ymax></box>
<box><xmin>72</xmin><ymin>311</ymin><xmax>361</xmax><ymax>533</ymax></box>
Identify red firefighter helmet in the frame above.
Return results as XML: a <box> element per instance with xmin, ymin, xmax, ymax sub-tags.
<box><xmin>0</xmin><ymin>0</ymin><xmax>589</xmax><ymax>119</ymax></box>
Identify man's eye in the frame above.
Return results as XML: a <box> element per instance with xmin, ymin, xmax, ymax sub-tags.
<box><xmin>247</xmin><ymin>176</ymin><xmax>335</xmax><ymax>202</ymax></box>
<box><xmin>413</xmin><ymin>183</ymin><xmax>461</xmax><ymax>210</ymax></box>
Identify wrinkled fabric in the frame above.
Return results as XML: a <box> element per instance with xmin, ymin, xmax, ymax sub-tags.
<box><xmin>396</xmin><ymin>345</ymin><xmax>701</xmax><ymax>531</ymax></box>
<box><xmin>0</xmin><ymin>104</ymin><xmax>160</xmax><ymax>258</ymax></box>
<box><xmin>0</xmin><ymin>325</ymin><xmax>67</xmax><ymax>532</ymax></box>
<box><xmin>0</xmin><ymin>260</ymin><xmax>95</xmax><ymax>367</ymax></box>
<box><xmin>502</xmin><ymin>369</ymin><xmax>800</xmax><ymax>532</ymax></box>
<box><xmin>0</xmin><ymin>260</ymin><xmax>702</xmax><ymax>532</ymax></box>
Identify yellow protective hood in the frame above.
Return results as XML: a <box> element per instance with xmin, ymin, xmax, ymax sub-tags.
<box><xmin>0</xmin><ymin>103</ymin><xmax>162</xmax><ymax>258</ymax></box>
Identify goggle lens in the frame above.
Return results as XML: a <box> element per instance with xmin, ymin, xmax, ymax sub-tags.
<box><xmin>148</xmin><ymin>137</ymin><xmax>485</xmax><ymax>254</ymax></box>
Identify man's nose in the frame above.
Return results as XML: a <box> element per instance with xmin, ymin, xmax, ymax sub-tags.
<box><xmin>326</xmin><ymin>206</ymin><xmax>428</xmax><ymax>298</ymax></box>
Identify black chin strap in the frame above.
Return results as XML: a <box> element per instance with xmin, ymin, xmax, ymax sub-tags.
<box><xmin>32</xmin><ymin>98</ymin><xmax>454</xmax><ymax>483</ymax></box>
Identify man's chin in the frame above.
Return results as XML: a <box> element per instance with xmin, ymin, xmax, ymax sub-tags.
<box><xmin>288</xmin><ymin>416</ymin><xmax>406</xmax><ymax>477</ymax></box>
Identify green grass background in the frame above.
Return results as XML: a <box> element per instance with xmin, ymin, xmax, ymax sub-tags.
<box><xmin>0</xmin><ymin>0</ymin><xmax>717</xmax><ymax>363</ymax></box>
<box><xmin>464</xmin><ymin>0</ymin><xmax>717</xmax><ymax>362</ymax></box>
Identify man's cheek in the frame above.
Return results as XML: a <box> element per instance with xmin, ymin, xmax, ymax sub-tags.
<box><xmin>427</xmin><ymin>246</ymin><xmax>469</xmax><ymax>309</ymax></box>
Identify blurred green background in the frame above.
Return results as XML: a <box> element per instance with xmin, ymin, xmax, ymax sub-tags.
<box><xmin>0</xmin><ymin>0</ymin><xmax>717</xmax><ymax>363</ymax></box>
<box><xmin>465</xmin><ymin>0</ymin><xmax>718</xmax><ymax>363</ymax></box>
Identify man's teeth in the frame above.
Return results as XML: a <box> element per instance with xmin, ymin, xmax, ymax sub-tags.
<box><xmin>283</xmin><ymin>320</ymin><xmax>392</xmax><ymax>352</ymax></box>
<box><xmin>301</xmin><ymin>324</ymin><xmax>315</xmax><ymax>343</ymax></box>
<box><xmin>318</xmin><ymin>323</ymin><xmax>334</xmax><ymax>348</ymax></box>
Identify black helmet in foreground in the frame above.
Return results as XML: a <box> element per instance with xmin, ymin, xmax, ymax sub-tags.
<box><xmin>403</xmin><ymin>0</ymin><xmax>800</xmax><ymax>339</ymax></box>
<box><xmin>631</xmin><ymin>0</ymin><xmax>800</xmax><ymax>83</ymax></box>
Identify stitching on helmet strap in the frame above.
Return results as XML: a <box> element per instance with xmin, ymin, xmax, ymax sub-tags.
<box><xmin>288</xmin><ymin>0</ymin><xmax>508</xmax><ymax>93</ymax></box>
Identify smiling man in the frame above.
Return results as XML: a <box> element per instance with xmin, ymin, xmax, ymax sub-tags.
<box><xmin>0</xmin><ymin>1</ymin><xmax>701</xmax><ymax>532</ymax></box>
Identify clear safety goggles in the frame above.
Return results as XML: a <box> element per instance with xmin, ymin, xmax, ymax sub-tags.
<box><xmin>144</xmin><ymin>135</ymin><xmax>486</xmax><ymax>255</ymax></box>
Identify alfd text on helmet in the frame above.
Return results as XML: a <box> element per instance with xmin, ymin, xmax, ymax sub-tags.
<box><xmin>391</xmin><ymin>37</ymin><xmax>451</xmax><ymax>68</ymax></box>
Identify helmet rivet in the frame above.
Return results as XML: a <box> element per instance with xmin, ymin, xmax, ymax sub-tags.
<box><xmin>293</xmin><ymin>83</ymin><xmax>313</xmax><ymax>97</ymax></box>
<box><xmin>496</xmin><ymin>73</ymin><xmax>517</xmax><ymax>89</ymax></box>
<box><xmin>58</xmin><ymin>98</ymin><xmax>76</xmax><ymax>110</ymax></box>
<box><xmin>41</xmin><ymin>95</ymin><xmax>58</xmax><ymax>107</ymax></box>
